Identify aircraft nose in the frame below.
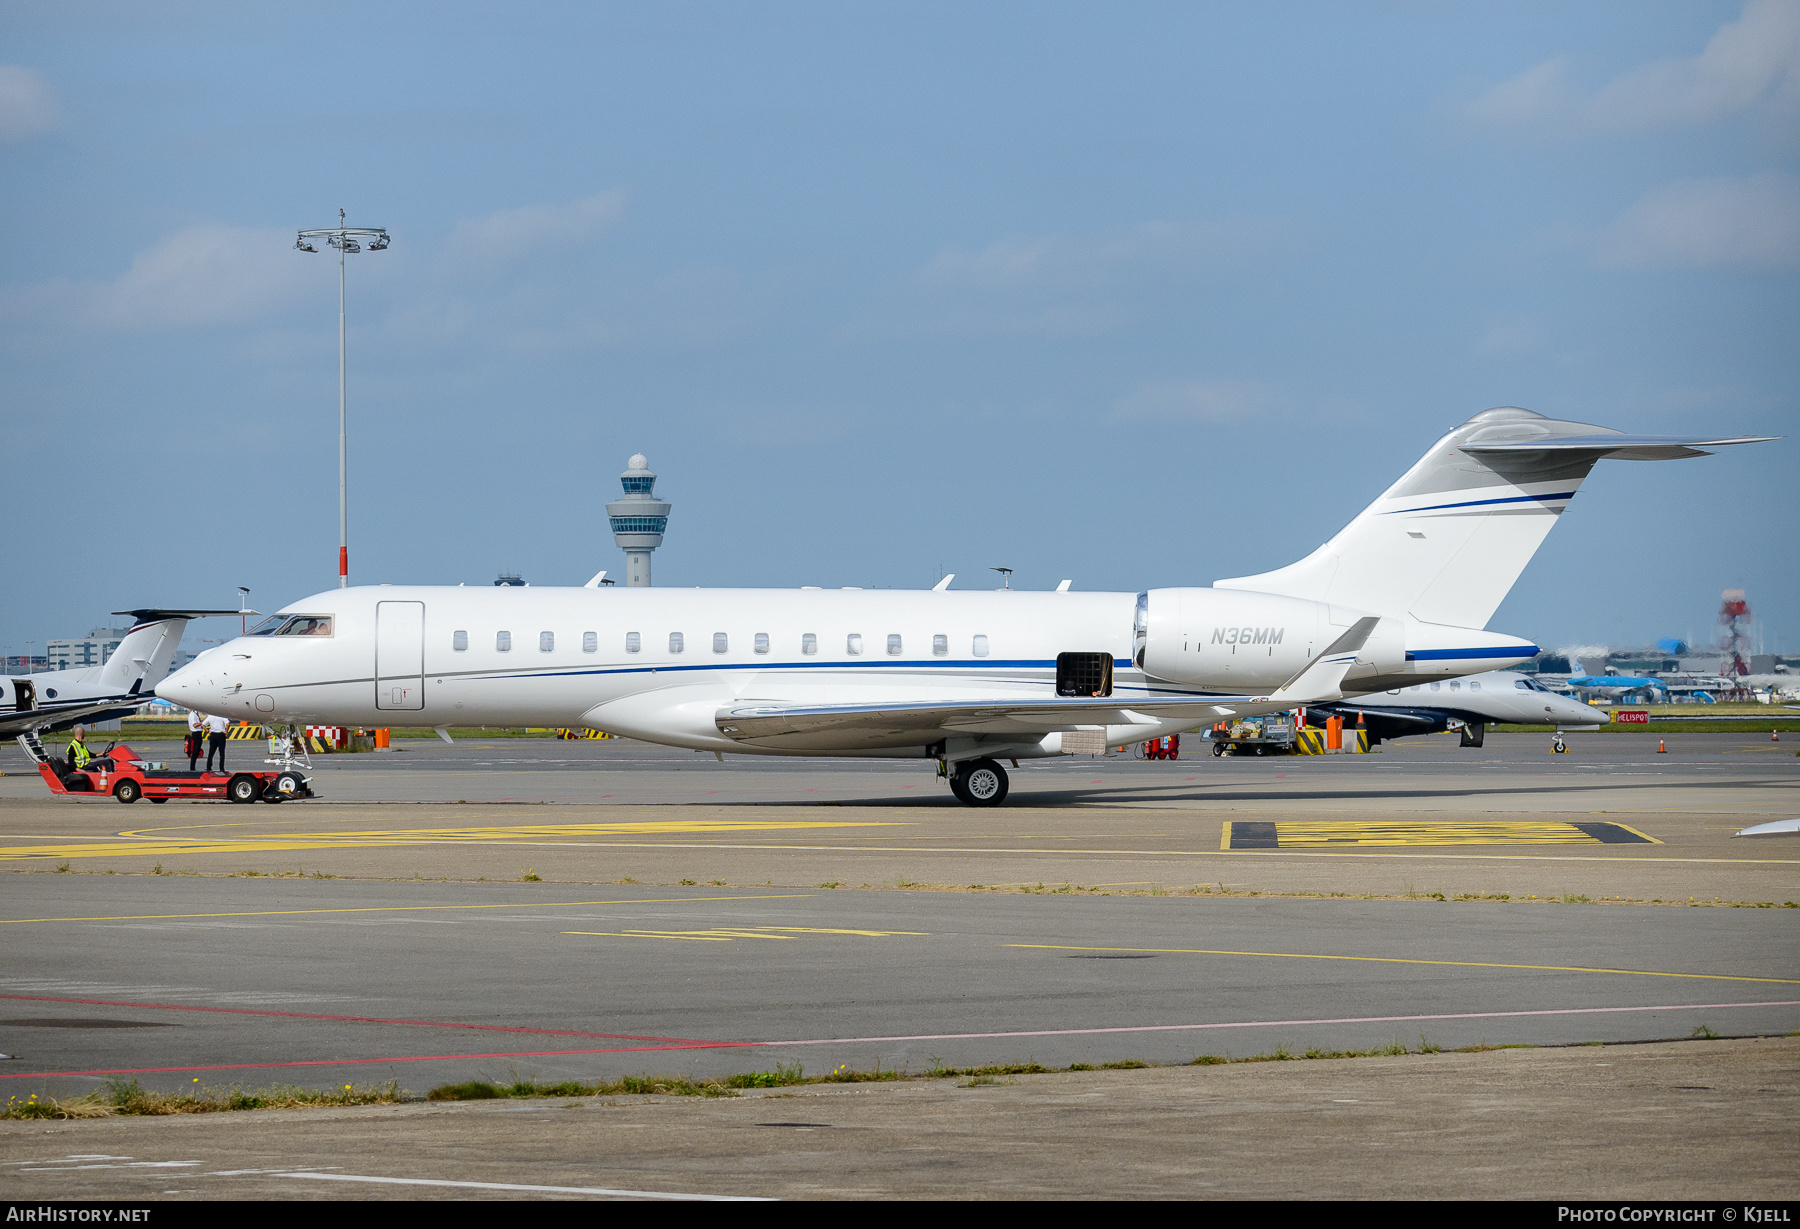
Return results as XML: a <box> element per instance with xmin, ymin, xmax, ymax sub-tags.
<box><xmin>155</xmin><ymin>663</ymin><xmax>195</xmax><ymax>699</ymax></box>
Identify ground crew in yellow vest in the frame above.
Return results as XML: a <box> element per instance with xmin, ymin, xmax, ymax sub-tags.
<box><xmin>67</xmin><ymin>725</ymin><xmax>95</xmax><ymax>771</ymax></box>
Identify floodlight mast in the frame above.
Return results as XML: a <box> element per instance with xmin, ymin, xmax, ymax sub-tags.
<box><xmin>295</xmin><ymin>210</ymin><xmax>390</xmax><ymax>587</ymax></box>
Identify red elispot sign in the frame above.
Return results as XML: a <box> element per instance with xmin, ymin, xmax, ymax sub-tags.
<box><xmin>1613</xmin><ymin>710</ymin><xmax>1649</xmax><ymax>724</ymax></box>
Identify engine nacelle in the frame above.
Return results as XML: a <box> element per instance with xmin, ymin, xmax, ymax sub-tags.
<box><xmin>1135</xmin><ymin>588</ymin><xmax>1406</xmax><ymax>693</ymax></box>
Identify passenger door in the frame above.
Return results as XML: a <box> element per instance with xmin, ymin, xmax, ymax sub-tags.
<box><xmin>375</xmin><ymin>601</ymin><xmax>425</xmax><ymax>711</ymax></box>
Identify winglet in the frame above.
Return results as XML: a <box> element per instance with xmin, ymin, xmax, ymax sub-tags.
<box><xmin>1266</xmin><ymin>617</ymin><xmax>1381</xmax><ymax>705</ymax></box>
<box><xmin>933</xmin><ymin>574</ymin><xmax>954</xmax><ymax>591</ymax></box>
<box><xmin>584</xmin><ymin>571</ymin><xmax>607</xmax><ymax>589</ymax></box>
<box><xmin>1056</xmin><ymin>579</ymin><xmax>1072</xmax><ymax>592</ymax></box>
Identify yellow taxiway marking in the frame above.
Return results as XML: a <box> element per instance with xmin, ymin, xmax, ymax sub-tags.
<box><xmin>0</xmin><ymin>819</ymin><xmax>908</xmax><ymax>863</ymax></box>
<box><xmin>1005</xmin><ymin>945</ymin><xmax>1800</xmax><ymax>985</ymax></box>
<box><xmin>564</xmin><ymin>925</ymin><xmax>929</xmax><ymax>943</ymax></box>
<box><xmin>1220</xmin><ymin>820</ymin><xmax>1661</xmax><ymax>850</ymax></box>
<box><xmin>0</xmin><ymin>894</ymin><xmax>818</xmax><ymax>926</ymax></box>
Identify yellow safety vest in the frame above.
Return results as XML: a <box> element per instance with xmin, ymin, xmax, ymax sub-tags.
<box><xmin>69</xmin><ymin>738</ymin><xmax>93</xmax><ymax>768</ymax></box>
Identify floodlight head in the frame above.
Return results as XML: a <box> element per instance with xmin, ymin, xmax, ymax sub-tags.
<box><xmin>368</xmin><ymin>235</ymin><xmax>389</xmax><ymax>251</ymax></box>
<box><xmin>342</xmin><ymin>238</ymin><xmax>361</xmax><ymax>253</ymax></box>
<box><xmin>295</xmin><ymin>237</ymin><xmax>318</xmax><ymax>252</ymax></box>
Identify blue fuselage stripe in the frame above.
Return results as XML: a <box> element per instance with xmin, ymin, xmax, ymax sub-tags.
<box><xmin>1390</xmin><ymin>492</ymin><xmax>1577</xmax><ymax>515</ymax></box>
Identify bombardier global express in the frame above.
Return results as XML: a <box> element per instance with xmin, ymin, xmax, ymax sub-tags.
<box><xmin>155</xmin><ymin>408</ymin><xmax>1772</xmax><ymax>804</ymax></box>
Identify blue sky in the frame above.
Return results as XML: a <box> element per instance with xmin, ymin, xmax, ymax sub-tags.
<box><xmin>2</xmin><ymin>1</ymin><xmax>1795</xmax><ymax>661</ymax></box>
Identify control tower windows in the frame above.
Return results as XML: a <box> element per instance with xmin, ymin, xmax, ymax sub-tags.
<box><xmin>669</xmin><ymin>632</ymin><xmax>685</xmax><ymax>654</ymax></box>
<box><xmin>932</xmin><ymin>635</ymin><xmax>947</xmax><ymax>656</ymax></box>
<box><xmin>540</xmin><ymin>632</ymin><xmax>555</xmax><ymax>653</ymax></box>
<box><xmin>713</xmin><ymin>633</ymin><xmax>729</xmax><ymax>653</ymax></box>
<box><xmin>754</xmin><ymin>633</ymin><xmax>770</xmax><ymax>654</ymax></box>
<box><xmin>802</xmin><ymin>634</ymin><xmax>817</xmax><ymax>655</ymax></box>
<box><xmin>626</xmin><ymin>632</ymin><xmax>641</xmax><ymax>654</ymax></box>
<box><xmin>972</xmin><ymin>635</ymin><xmax>989</xmax><ymax>657</ymax></box>
<box><xmin>582</xmin><ymin>632</ymin><xmax>597</xmax><ymax>653</ymax></box>
<box><xmin>887</xmin><ymin>635</ymin><xmax>902</xmax><ymax>656</ymax></box>
<box><xmin>496</xmin><ymin>631</ymin><xmax>512</xmax><ymax>653</ymax></box>
<box><xmin>846</xmin><ymin>634</ymin><xmax>863</xmax><ymax>656</ymax></box>
<box><xmin>453</xmin><ymin>631</ymin><xmax>468</xmax><ymax>652</ymax></box>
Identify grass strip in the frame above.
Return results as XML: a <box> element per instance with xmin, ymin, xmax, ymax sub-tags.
<box><xmin>3</xmin><ymin>1077</ymin><xmax>401</xmax><ymax>1120</ymax></box>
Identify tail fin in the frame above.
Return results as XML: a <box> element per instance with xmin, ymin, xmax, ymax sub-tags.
<box><xmin>1216</xmin><ymin>407</ymin><xmax>1774</xmax><ymax>628</ymax></box>
<box><xmin>97</xmin><ymin>616</ymin><xmax>190</xmax><ymax>694</ymax></box>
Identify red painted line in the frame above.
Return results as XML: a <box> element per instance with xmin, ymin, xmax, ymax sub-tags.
<box><xmin>7</xmin><ymin>1000</ymin><xmax>1794</xmax><ymax>1083</ymax></box>
<box><xmin>1</xmin><ymin>1040</ymin><xmax>756</xmax><ymax>1081</ymax></box>
<box><xmin>747</xmin><ymin>999</ymin><xmax>1800</xmax><ymax>1048</ymax></box>
<box><xmin>0</xmin><ymin>993</ymin><xmax>711</xmax><ymax>1046</ymax></box>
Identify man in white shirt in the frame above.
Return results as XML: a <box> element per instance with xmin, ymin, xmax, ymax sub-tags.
<box><xmin>204</xmin><ymin>712</ymin><xmax>231</xmax><ymax>775</ymax></box>
<box><xmin>186</xmin><ymin>708</ymin><xmax>205</xmax><ymax>771</ymax></box>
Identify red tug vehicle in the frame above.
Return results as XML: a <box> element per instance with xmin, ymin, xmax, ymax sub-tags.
<box><xmin>21</xmin><ymin>734</ymin><xmax>314</xmax><ymax>805</ymax></box>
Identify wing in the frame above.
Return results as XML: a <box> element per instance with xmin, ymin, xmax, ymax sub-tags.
<box><xmin>716</xmin><ymin>618</ymin><xmax>1380</xmax><ymax>749</ymax></box>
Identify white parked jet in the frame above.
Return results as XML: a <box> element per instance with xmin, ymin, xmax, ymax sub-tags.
<box><xmin>157</xmin><ymin>408</ymin><xmax>1771</xmax><ymax>804</ymax></box>
<box><xmin>3</xmin><ymin>610</ymin><xmax>239</xmax><ymax>739</ymax></box>
<box><xmin>1305</xmin><ymin>669</ymin><xmax>1604</xmax><ymax>748</ymax></box>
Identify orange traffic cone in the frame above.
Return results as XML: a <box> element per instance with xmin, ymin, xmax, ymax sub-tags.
<box><xmin>1657</xmin><ymin>739</ymin><xmax>1667</xmax><ymax>754</ymax></box>
<box><xmin>1774</xmin><ymin>729</ymin><xmax>1781</xmax><ymax>742</ymax></box>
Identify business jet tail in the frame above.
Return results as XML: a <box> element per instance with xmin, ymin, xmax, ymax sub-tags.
<box><xmin>1214</xmin><ymin>408</ymin><xmax>1774</xmax><ymax>629</ymax></box>
<box><xmin>98</xmin><ymin>609</ymin><xmax>237</xmax><ymax>696</ymax></box>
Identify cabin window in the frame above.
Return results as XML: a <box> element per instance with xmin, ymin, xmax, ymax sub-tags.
<box><xmin>669</xmin><ymin>632</ymin><xmax>685</xmax><ymax>654</ymax></box>
<box><xmin>802</xmin><ymin>633</ymin><xmax>817</xmax><ymax>655</ymax></box>
<box><xmin>1469</xmin><ymin>681</ymin><xmax>1480</xmax><ymax>691</ymax></box>
<box><xmin>1429</xmin><ymin>681</ymin><xmax>1440</xmax><ymax>691</ymax></box>
<box><xmin>972</xmin><ymin>635</ymin><xmax>989</xmax><ymax>657</ymax></box>
<box><xmin>713</xmin><ymin>633</ymin><xmax>729</xmax><ymax>654</ymax></box>
<box><xmin>932</xmin><ymin>634</ymin><xmax>947</xmax><ymax>657</ymax></box>
<box><xmin>625</xmin><ymin>632</ymin><xmax>641</xmax><ymax>654</ymax></box>
<box><xmin>887</xmin><ymin>634</ymin><xmax>902</xmax><ymax>656</ymax></box>
<box><xmin>582</xmin><ymin>631</ymin><xmax>597</xmax><ymax>653</ymax></box>
<box><xmin>540</xmin><ymin>631</ymin><xmax>555</xmax><ymax>653</ymax></box>
<box><xmin>496</xmin><ymin>631</ymin><xmax>512</xmax><ymax>652</ymax></box>
<box><xmin>754</xmin><ymin>633</ymin><xmax>770</xmax><ymax>654</ymax></box>
<box><xmin>846</xmin><ymin>634</ymin><xmax>863</xmax><ymax>656</ymax></box>
<box><xmin>1449</xmin><ymin>680</ymin><xmax>1460</xmax><ymax>691</ymax></box>
<box><xmin>452</xmin><ymin>630</ymin><xmax>468</xmax><ymax>652</ymax></box>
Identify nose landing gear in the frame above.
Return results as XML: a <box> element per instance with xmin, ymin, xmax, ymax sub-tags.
<box><xmin>948</xmin><ymin>758</ymin><xmax>1010</xmax><ymax>806</ymax></box>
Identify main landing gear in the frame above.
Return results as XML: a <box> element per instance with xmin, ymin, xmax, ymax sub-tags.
<box><xmin>948</xmin><ymin>758</ymin><xmax>1009</xmax><ymax>807</ymax></box>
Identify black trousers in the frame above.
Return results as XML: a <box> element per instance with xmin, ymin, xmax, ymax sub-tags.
<box><xmin>187</xmin><ymin>732</ymin><xmax>202</xmax><ymax>771</ymax></box>
<box><xmin>205</xmin><ymin>732</ymin><xmax>227</xmax><ymax>773</ymax></box>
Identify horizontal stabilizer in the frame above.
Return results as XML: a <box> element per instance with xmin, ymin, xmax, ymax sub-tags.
<box><xmin>1461</xmin><ymin>433</ymin><xmax>1776</xmax><ymax>461</ymax></box>
<box><xmin>112</xmin><ymin>609</ymin><xmax>246</xmax><ymax>624</ymax></box>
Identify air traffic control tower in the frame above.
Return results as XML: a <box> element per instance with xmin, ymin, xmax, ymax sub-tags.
<box><xmin>606</xmin><ymin>453</ymin><xmax>670</xmax><ymax>587</ymax></box>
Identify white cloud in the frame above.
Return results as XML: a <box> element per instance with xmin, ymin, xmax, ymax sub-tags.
<box><xmin>853</xmin><ymin>217</ymin><xmax>1289</xmax><ymax>339</ymax></box>
<box><xmin>442</xmin><ymin>190</ymin><xmax>627</xmax><ymax>279</ymax></box>
<box><xmin>0</xmin><ymin>66</ymin><xmax>58</xmax><ymax>142</ymax></box>
<box><xmin>1469</xmin><ymin>0</ymin><xmax>1800</xmax><ymax>135</ymax></box>
<box><xmin>1111</xmin><ymin>379</ymin><xmax>1280</xmax><ymax>423</ymax></box>
<box><xmin>1597</xmin><ymin>173</ymin><xmax>1800</xmax><ymax>271</ymax></box>
<box><xmin>5</xmin><ymin>225</ymin><xmax>319</xmax><ymax>332</ymax></box>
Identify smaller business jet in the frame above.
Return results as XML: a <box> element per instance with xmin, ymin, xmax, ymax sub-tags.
<box><xmin>3</xmin><ymin>610</ymin><xmax>237</xmax><ymax>739</ymax></box>
<box><xmin>1305</xmin><ymin>669</ymin><xmax>1603</xmax><ymax>748</ymax></box>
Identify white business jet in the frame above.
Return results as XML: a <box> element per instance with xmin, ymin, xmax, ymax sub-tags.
<box><xmin>1305</xmin><ymin>669</ymin><xmax>1604</xmax><ymax>749</ymax></box>
<box><xmin>156</xmin><ymin>408</ymin><xmax>1771</xmax><ymax>805</ymax></box>
<box><xmin>4</xmin><ymin>610</ymin><xmax>239</xmax><ymax>739</ymax></box>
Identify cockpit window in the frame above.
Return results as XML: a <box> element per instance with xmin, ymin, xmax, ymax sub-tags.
<box><xmin>274</xmin><ymin>615</ymin><xmax>334</xmax><ymax>637</ymax></box>
<box><xmin>246</xmin><ymin>615</ymin><xmax>285</xmax><ymax>637</ymax></box>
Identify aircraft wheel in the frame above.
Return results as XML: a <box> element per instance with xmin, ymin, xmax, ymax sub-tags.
<box><xmin>958</xmin><ymin>759</ymin><xmax>1009</xmax><ymax>807</ymax></box>
<box><xmin>948</xmin><ymin>771</ymin><xmax>971</xmax><ymax>804</ymax></box>
<box><xmin>227</xmin><ymin>774</ymin><xmax>260</xmax><ymax>804</ymax></box>
<box><xmin>113</xmin><ymin>779</ymin><xmax>141</xmax><ymax>805</ymax></box>
<box><xmin>275</xmin><ymin>772</ymin><xmax>305</xmax><ymax>798</ymax></box>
